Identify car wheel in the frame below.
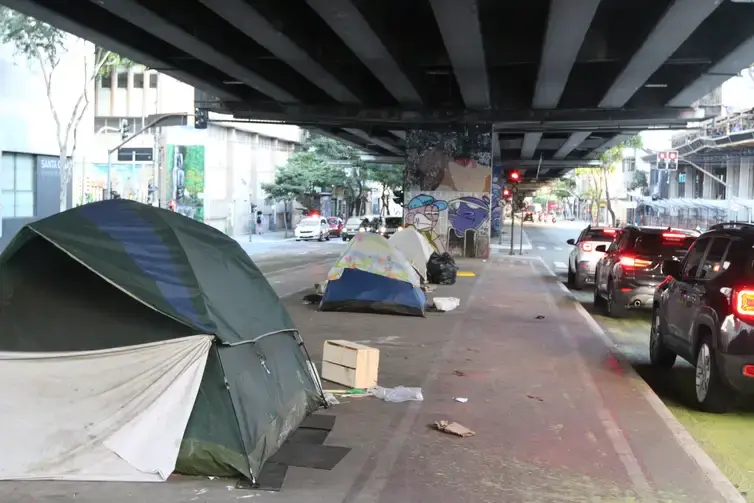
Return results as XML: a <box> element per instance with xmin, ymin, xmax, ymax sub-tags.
<box><xmin>318</xmin><ymin>232</ymin><xmax>324</xmax><ymax>242</ymax></box>
<box><xmin>567</xmin><ymin>266</ymin><xmax>576</xmax><ymax>287</ymax></box>
<box><xmin>295</xmin><ymin>239</ymin><xmax>301</xmax><ymax>242</ymax></box>
<box><xmin>649</xmin><ymin>307</ymin><xmax>676</xmax><ymax>368</ymax></box>
<box><xmin>694</xmin><ymin>337</ymin><xmax>735</xmax><ymax>413</ymax></box>
<box><xmin>573</xmin><ymin>270</ymin><xmax>585</xmax><ymax>290</ymax></box>
<box><xmin>342</xmin><ymin>235</ymin><xmax>347</xmax><ymax>241</ymax></box>
<box><xmin>604</xmin><ymin>279</ymin><xmax>626</xmax><ymax>318</ymax></box>
<box><xmin>326</xmin><ymin>234</ymin><xmax>330</xmax><ymax>241</ymax></box>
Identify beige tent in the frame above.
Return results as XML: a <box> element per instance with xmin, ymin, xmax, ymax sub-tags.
<box><xmin>388</xmin><ymin>228</ymin><xmax>434</xmax><ymax>280</ymax></box>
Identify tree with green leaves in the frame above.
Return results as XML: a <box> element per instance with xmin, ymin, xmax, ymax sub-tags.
<box><xmin>0</xmin><ymin>7</ymin><xmax>132</xmax><ymax>210</ymax></box>
<box><xmin>574</xmin><ymin>136</ymin><xmax>643</xmax><ymax>225</ymax></box>
<box><xmin>368</xmin><ymin>164</ymin><xmax>403</xmax><ymax>215</ymax></box>
<box><xmin>627</xmin><ymin>170</ymin><xmax>649</xmax><ymax>196</ymax></box>
<box><xmin>265</xmin><ymin>132</ymin><xmax>404</xmax><ymax>218</ymax></box>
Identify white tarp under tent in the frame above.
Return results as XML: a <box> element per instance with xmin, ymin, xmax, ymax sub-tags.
<box><xmin>0</xmin><ymin>336</ymin><xmax>211</xmax><ymax>481</ymax></box>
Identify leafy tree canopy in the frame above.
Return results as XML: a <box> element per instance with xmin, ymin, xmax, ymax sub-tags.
<box><xmin>0</xmin><ymin>6</ymin><xmax>132</xmax><ymax>75</ymax></box>
<box><xmin>263</xmin><ymin>132</ymin><xmax>404</xmax><ymax>207</ymax></box>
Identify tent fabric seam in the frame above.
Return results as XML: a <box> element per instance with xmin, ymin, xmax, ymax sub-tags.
<box><xmin>26</xmin><ymin>227</ymin><xmax>197</xmax><ymax>332</ymax></box>
<box><xmin>151</xmin><ymin>210</ymin><xmax>217</xmax><ymax>336</ymax></box>
<box><xmin>214</xmin><ymin>348</ymin><xmax>255</xmax><ymax>481</ymax></box>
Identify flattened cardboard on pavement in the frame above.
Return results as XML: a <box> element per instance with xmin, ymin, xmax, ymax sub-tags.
<box><xmin>322</xmin><ymin>340</ymin><xmax>379</xmax><ymax>389</ymax></box>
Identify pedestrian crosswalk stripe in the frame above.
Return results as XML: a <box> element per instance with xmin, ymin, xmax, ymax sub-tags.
<box><xmin>538</xmin><ymin>246</ymin><xmax>546</xmax><ymax>250</ymax></box>
<box><xmin>554</xmin><ymin>247</ymin><xmax>563</xmax><ymax>251</ymax></box>
<box><xmin>553</xmin><ymin>261</ymin><xmax>567</xmax><ymax>269</ymax></box>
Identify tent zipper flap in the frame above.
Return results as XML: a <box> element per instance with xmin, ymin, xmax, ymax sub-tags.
<box><xmin>214</xmin><ymin>348</ymin><xmax>255</xmax><ymax>483</ymax></box>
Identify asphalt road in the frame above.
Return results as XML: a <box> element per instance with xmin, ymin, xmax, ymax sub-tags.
<box><xmin>237</xmin><ymin>236</ymin><xmax>348</xmax><ymax>298</ymax></box>
<box><xmin>521</xmin><ymin>221</ymin><xmax>754</xmax><ymax>500</ymax></box>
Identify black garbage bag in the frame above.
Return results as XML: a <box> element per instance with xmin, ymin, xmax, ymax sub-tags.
<box><xmin>426</xmin><ymin>252</ymin><xmax>458</xmax><ymax>285</ymax></box>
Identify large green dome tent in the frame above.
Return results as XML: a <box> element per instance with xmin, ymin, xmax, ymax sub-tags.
<box><xmin>0</xmin><ymin>200</ymin><xmax>324</xmax><ymax>482</ymax></box>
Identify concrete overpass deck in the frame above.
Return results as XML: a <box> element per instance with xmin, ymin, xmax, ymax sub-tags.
<box><xmin>4</xmin><ymin>0</ymin><xmax>754</xmax><ymax>188</ymax></box>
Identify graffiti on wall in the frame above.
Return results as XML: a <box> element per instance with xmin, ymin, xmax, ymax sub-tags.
<box><xmin>404</xmin><ymin>127</ymin><xmax>493</xmax><ymax>258</ymax></box>
<box><xmin>404</xmin><ymin>192</ymin><xmax>491</xmax><ymax>257</ymax></box>
<box><xmin>165</xmin><ymin>145</ymin><xmax>206</xmax><ymax>222</ymax></box>
<box><xmin>490</xmin><ymin>165</ymin><xmax>503</xmax><ymax>238</ymax></box>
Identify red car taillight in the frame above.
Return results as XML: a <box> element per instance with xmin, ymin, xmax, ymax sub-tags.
<box><xmin>733</xmin><ymin>287</ymin><xmax>754</xmax><ymax>319</ymax></box>
<box><xmin>619</xmin><ymin>256</ymin><xmax>653</xmax><ymax>269</ymax></box>
<box><xmin>581</xmin><ymin>242</ymin><xmax>593</xmax><ymax>252</ymax></box>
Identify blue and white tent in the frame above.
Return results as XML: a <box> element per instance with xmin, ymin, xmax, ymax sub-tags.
<box><xmin>320</xmin><ymin>233</ymin><xmax>426</xmax><ymax>316</ymax></box>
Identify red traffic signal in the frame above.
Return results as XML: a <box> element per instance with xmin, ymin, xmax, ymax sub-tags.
<box><xmin>508</xmin><ymin>171</ymin><xmax>521</xmax><ymax>183</ymax></box>
<box><xmin>668</xmin><ymin>151</ymin><xmax>678</xmax><ymax>160</ymax></box>
<box><xmin>502</xmin><ymin>188</ymin><xmax>511</xmax><ymax>198</ymax></box>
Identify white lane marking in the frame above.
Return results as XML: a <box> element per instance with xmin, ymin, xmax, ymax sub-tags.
<box><xmin>538</xmin><ymin>259</ymin><xmax>745</xmax><ymax>503</ymax></box>
<box><xmin>554</xmin><ymin>246</ymin><xmax>563</xmax><ymax>251</ymax></box>
<box><xmin>553</xmin><ymin>261</ymin><xmax>567</xmax><ymax>269</ymax></box>
<box><xmin>538</xmin><ymin>246</ymin><xmax>546</xmax><ymax>250</ymax></box>
<box><xmin>532</xmin><ymin>262</ymin><xmax>655</xmax><ymax>501</ymax></box>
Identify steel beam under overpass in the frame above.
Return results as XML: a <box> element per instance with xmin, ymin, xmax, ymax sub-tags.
<box><xmin>500</xmin><ymin>159</ymin><xmax>601</xmax><ymax>168</ymax></box>
<box><xmin>0</xmin><ymin>0</ymin><xmax>242</xmax><ymax>103</ymax></box>
<box><xmin>600</xmin><ymin>0</ymin><xmax>721</xmax><ymax>108</ymax></box>
<box><xmin>230</xmin><ymin>104</ymin><xmax>705</xmax><ymax>128</ymax></box>
<box><xmin>520</xmin><ymin>133</ymin><xmax>543</xmax><ymax>159</ymax></box>
<box><xmin>198</xmin><ymin>0</ymin><xmax>359</xmax><ymax>105</ymax></box>
<box><xmin>306</xmin><ymin>0</ymin><xmax>422</xmax><ymax>106</ymax></box>
<box><xmin>429</xmin><ymin>0</ymin><xmax>490</xmax><ymax>109</ymax></box>
<box><xmin>669</xmin><ymin>34</ymin><xmax>754</xmax><ymax>107</ymax></box>
<box><xmin>584</xmin><ymin>134</ymin><xmax>635</xmax><ymax>159</ymax></box>
<box><xmin>552</xmin><ymin>132</ymin><xmax>592</xmax><ymax>160</ymax></box>
<box><xmin>94</xmin><ymin>0</ymin><xmax>298</xmax><ymax>103</ymax></box>
<box><xmin>533</xmin><ymin>0</ymin><xmax>601</xmax><ymax>109</ymax></box>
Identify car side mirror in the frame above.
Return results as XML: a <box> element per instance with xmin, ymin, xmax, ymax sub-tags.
<box><xmin>595</xmin><ymin>245</ymin><xmax>607</xmax><ymax>253</ymax></box>
<box><xmin>662</xmin><ymin>259</ymin><xmax>681</xmax><ymax>278</ymax></box>
<box><xmin>566</xmin><ymin>239</ymin><xmax>575</xmax><ymax>245</ymax></box>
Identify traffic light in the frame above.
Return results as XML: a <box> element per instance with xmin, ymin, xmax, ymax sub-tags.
<box><xmin>502</xmin><ymin>188</ymin><xmax>512</xmax><ymax>199</ymax></box>
<box><xmin>195</xmin><ymin>108</ymin><xmax>208</xmax><ymax>130</ymax></box>
<box><xmin>656</xmin><ymin>151</ymin><xmax>668</xmax><ymax>170</ymax></box>
<box><xmin>667</xmin><ymin>150</ymin><xmax>678</xmax><ymax>171</ymax></box>
<box><xmin>508</xmin><ymin>170</ymin><xmax>521</xmax><ymax>184</ymax></box>
<box><xmin>120</xmin><ymin>119</ymin><xmax>130</xmax><ymax>140</ymax></box>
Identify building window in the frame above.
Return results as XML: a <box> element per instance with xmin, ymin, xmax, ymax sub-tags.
<box><xmin>1</xmin><ymin>153</ymin><xmax>35</xmax><ymax>218</ymax></box>
<box><xmin>116</xmin><ymin>72</ymin><xmax>128</xmax><ymax>89</ymax></box>
<box><xmin>133</xmin><ymin>73</ymin><xmax>144</xmax><ymax>89</ymax></box>
<box><xmin>622</xmin><ymin>158</ymin><xmax>636</xmax><ymax>172</ymax></box>
<box><xmin>100</xmin><ymin>74</ymin><xmax>112</xmax><ymax>89</ymax></box>
<box><xmin>149</xmin><ymin>73</ymin><xmax>158</xmax><ymax>89</ymax></box>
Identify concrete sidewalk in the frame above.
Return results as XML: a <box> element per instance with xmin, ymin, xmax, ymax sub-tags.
<box><xmin>1</xmin><ymin>256</ymin><xmax>740</xmax><ymax>502</ymax></box>
<box><xmin>233</xmin><ymin>230</ymin><xmax>294</xmax><ymax>243</ymax></box>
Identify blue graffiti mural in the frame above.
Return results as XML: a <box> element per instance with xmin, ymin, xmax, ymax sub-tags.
<box><xmin>448</xmin><ymin>196</ymin><xmax>490</xmax><ymax>236</ymax></box>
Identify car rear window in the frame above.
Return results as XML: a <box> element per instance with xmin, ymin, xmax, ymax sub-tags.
<box><xmin>327</xmin><ymin>217</ymin><xmax>339</xmax><ymax>224</ymax></box>
<box><xmin>347</xmin><ymin>217</ymin><xmax>363</xmax><ymax>225</ymax></box>
<box><xmin>633</xmin><ymin>234</ymin><xmax>695</xmax><ymax>255</ymax></box>
<box><xmin>385</xmin><ymin>217</ymin><xmax>402</xmax><ymax>226</ymax></box>
<box><xmin>583</xmin><ymin>230</ymin><xmax>615</xmax><ymax>242</ymax></box>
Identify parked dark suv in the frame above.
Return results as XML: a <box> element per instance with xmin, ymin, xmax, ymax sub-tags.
<box><xmin>653</xmin><ymin>222</ymin><xmax>754</xmax><ymax>413</ymax></box>
<box><xmin>594</xmin><ymin>226</ymin><xmax>699</xmax><ymax>317</ymax></box>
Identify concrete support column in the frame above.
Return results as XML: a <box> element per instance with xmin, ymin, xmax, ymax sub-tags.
<box><xmin>739</xmin><ymin>157</ymin><xmax>753</xmax><ymax>200</ymax></box>
<box><xmin>405</xmin><ymin>126</ymin><xmax>493</xmax><ymax>258</ymax></box>
<box><xmin>702</xmin><ymin>162</ymin><xmax>714</xmax><ymax>199</ymax></box>
<box><xmin>668</xmin><ymin>170</ymin><xmax>679</xmax><ymax>199</ymax></box>
<box><xmin>684</xmin><ymin>167</ymin><xmax>694</xmax><ymax>199</ymax></box>
<box><xmin>726</xmin><ymin>157</ymin><xmax>739</xmax><ymax>202</ymax></box>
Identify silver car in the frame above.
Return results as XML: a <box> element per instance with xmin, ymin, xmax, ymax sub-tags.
<box><xmin>566</xmin><ymin>226</ymin><xmax>618</xmax><ymax>289</ymax></box>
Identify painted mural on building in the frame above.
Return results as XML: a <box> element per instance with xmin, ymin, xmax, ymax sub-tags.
<box><xmin>164</xmin><ymin>145</ymin><xmax>205</xmax><ymax>222</ymax></box>
<box><xmin>490</xmin><ymin>165</ymin><xmax>503</xmax><ymax>239</ymax></box>
<box><xmin>404</xmin><ymin>127</ymin><xmax>492</xmax><ymax>258</ymax></box>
